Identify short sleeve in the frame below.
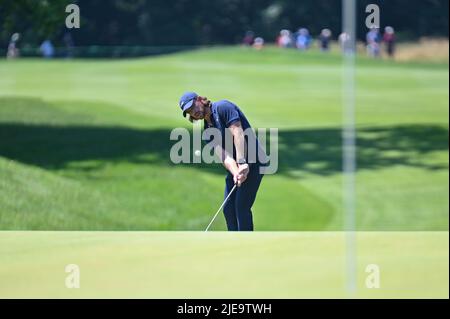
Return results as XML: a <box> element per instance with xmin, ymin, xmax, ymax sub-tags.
<box><xmin>217</xmin><ymin>100</ymin><xmax>240</xmax><ymax>127</ymax></box>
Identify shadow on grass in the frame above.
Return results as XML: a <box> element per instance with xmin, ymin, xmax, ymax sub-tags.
<box><xmin>0</xmin><ymin>122</ymin><xmax>448</xmax><ymax>176</ymax></box>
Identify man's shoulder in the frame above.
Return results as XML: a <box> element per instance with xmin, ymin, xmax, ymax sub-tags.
<box><xmin>213</xmin><ymin>100</ymin><xmax>240</xmax><ymax>115</ymax></box>
<box><xmin>213</xmin><ymin>99</ymin><xmax>236</xmax><ymax>108</ymax></box>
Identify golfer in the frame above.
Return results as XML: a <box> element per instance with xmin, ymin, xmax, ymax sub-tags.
<box><xmin>178</xmin><ymin>92</ymin><xmax>266</xmax><ymax>231</ymax></box>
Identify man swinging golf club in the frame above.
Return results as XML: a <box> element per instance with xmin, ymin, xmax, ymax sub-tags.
<box><xmin>178</xmin><ymin>92</ymin><xmax>266</xmax><ymax>231</ymax></box>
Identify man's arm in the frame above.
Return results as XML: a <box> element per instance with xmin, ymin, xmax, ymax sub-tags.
<box><xmin>214</xmin><ymin>143</ymin><xmax>247</xmax><ymax>186</ymax></box>
<box><xmin>216</xmin><ymin>101</ymin><xmax>247</xmax><ymax>164</ymax></box>
<box><xmin>228</xmin><ymin>121</ymin><xmax>249</xmax><ymax>183</ymax></box>
<box><xmin>228</xmin><ymin>121</ymin><xmax>245</xmax><ymax>162</ymax></box>
<box><xmin>214</xmin><ymin>145</ymin><xmax>238</xmax><ymax>175</ymax></box>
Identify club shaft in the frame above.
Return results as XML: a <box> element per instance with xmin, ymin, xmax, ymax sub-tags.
<box><xmin>205</xmin><ymin>184</ymin><xmax>237</xmax><ymax>232</ymax></box>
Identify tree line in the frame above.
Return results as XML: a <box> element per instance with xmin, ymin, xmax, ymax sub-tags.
<box><xmin>1</xmin><ymin>0</ymin><xmax>448</xmax><ymax>47</ymax></box>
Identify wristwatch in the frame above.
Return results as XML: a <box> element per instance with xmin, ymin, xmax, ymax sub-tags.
<box><xmin>237</xmin><ymin>158</ymin><xmax>247</xmax><ymax>165</ymax></box>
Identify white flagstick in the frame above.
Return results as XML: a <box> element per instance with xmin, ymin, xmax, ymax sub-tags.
<box><xmin>205</xmin><ymin>183</ymin><xmax>238</xmax><ymax>232</ymax></box>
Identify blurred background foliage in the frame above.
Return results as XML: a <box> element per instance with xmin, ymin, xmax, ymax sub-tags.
<box><xmin>1</xmin><ymin>0</ymin><xmax>448</xmax><ymax>48</ymax></box>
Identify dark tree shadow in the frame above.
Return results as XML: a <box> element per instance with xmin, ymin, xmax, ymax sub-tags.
<box><xmin>0</xmin><ymin>123</ymin><xmax>448</xmax><ymax>176</ymax></box>
<box><xmin>277</xmin><ymin>125</ymin><xmax>449</xmax><ymax>176</ymax></box>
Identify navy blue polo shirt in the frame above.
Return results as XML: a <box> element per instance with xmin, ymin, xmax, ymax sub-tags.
<box><xmin>204</xmin><ymin>100</ymin><xmax>267</xmax><ymax>164</ymax></box>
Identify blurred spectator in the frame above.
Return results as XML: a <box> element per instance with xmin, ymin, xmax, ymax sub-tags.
<box><xmin>253</xmin><ymin>37</ymin><xmax>264</xmax><ymax>50</ymax></box>
<box><xmin>277</xmin><ymin>29</ymin><xmax>293</xmax><ymax>48</ymax></box>
<box><xmin>319</xmin><ymin>28</ymin><xmax>332</xmax><ymax>52</ymax></box>
<box><xmin>383</xmin><ymin>26</ymin><xmax>396</xmax><ymax>58</ymax></box>
<box><xmin>339</xmin><ymin>32</ymin><xmax>353</xmax><ymax>55</ymax></box>
<box><xmin>295</xmin><ymin>28</ymin><xmax>311</xmax><ymax>50</ymax></box>
<box><xmin>366</xmin><ymin>28</ymin><xmax>381</xmax><ymax>57</ymax></box>
<box><xmin>6</xmin><ymin>33</ymin><xmax>20</xmax><ymax>59</ymax></box>
<box><xmin>63</xmin><ymin>32</ymin><xmax>75</xmax><ymax>58</ymax></box>
<box><xmin>40</xmin><ymin>39</ymin><xmax>55</xmax><ymax>58</ymax></box>
<box><xmin>243</xmin><ymin>31</ymin><xmax>255</xmax><ymax>46</ymax></box>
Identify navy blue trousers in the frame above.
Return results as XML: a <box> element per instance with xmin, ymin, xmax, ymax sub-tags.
<box><xmin>223</xmin><ymin>164</ymin><xmax>264</xmax><ymax>231</ymax></box>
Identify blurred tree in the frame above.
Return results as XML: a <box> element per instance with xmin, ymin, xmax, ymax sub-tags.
<box><xmin>0</xmin><ymin>0</ymin><xmax>71</xmax><ymax>45</ymax></box>
<box><xmin>0</xmin><ymin>0</ymin><xmax>448</xmax><ymax>48</ymax></box>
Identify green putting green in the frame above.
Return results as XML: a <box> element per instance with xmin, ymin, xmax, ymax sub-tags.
<box><xmin>0</xmin><ymin>231</ymin><xmax>447</xmax><ymax>298</ymax></box>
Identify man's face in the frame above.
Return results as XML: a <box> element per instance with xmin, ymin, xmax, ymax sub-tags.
<box><xmin>186</xmin><ymin>97</ymin><xmax>209</xmax><ymax>120</ymax></box>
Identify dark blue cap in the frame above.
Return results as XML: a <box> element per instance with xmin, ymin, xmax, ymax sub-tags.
<box><xmin>179</xmin><ymin>92</ymin><xmax>198</xmax><ymax>114</ymax></box>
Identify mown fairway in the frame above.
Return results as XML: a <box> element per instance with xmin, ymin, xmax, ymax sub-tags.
<box><xmin>0</xmin><ymin>47</ymin><xmax>448</xmax><ymax>230</ymax></box>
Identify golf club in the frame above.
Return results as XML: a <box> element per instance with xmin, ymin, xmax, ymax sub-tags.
<box><xmin>205</xmin><ymin>183</ymin><xmax>238</xmax><ymax>232</ymax></box>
